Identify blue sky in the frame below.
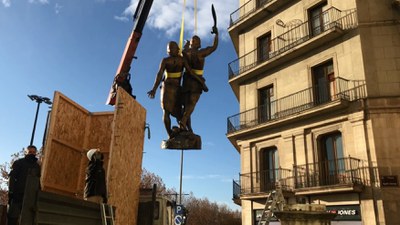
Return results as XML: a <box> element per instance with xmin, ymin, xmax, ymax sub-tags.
<box><xmin>0</xmin><ymin>0</ymin><xmax>240</xmax><ymax>209</ymax></box>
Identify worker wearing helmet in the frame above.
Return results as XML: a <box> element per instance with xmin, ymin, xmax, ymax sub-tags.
<box><xmin>84</xmin><ymin>149</ymin><xmax>107</xmax><ymax>204</ymax></box>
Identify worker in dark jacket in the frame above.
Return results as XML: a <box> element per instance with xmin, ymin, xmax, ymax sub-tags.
<box><xmin>7</xmin><ymin>145</ymin><xmax>41</xmax><ymax>225</ymax></box>
<box><xmin>84</xmin><ymin>149</ymin><xmax>107</xmax><ymax>204</ymax></box>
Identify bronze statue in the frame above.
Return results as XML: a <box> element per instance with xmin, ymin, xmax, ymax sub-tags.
<box><xmin>148</xmin><ymin>5</ymin><xmax>218</xmax><ymax>150</ymax></box>
<box><xmin>148</xmin><ymin>41</ymin><xmax>207</xmax><ymax>139</ymax></box>
<box><xmin>180</xmin><ymin>25</ymin><xmax>218</xmax><ymax>132</ymax></box>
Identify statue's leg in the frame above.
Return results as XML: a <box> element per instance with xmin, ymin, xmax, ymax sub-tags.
<box><xmin>186</xmin><ymin>117</ymin><xmax>193</xmax><ymax>132</ymax></box>
<box><xmin>163</xmin><ymin>110</ymin><xmax>172</xmax><ymax>138</ymax></box>
<box><xmin>181</xmin><ymin>93</ymin><xmax>201</xmax><ymax>131</ymax></box>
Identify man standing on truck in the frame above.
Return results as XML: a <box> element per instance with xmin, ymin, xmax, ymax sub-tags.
<box><xmin>84</xmin><ymin>149</ymin><xmax>107</xmax><ymax>204</ymax></box>
<box><xmin>7</xmin><ymin>145</ymin><xmax>41</xmax><ymax>225</ymax></box>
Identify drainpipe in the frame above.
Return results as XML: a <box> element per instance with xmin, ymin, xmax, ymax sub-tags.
<box><xmin>362</xmin><ymin>98</ymin><xmax>380</xmax><ymax>224</ymax></box>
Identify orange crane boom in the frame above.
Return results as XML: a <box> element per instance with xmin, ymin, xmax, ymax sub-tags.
<box><xmin>106</xmin><ymin>0</ymin><xmax>153</xmax><ymax>105</ymax></box>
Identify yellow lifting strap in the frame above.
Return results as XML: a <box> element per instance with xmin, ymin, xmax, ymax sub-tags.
<box><xmin>165</xmin><ymin>71</ymin><xmax>182</xmax><ymax>78</ymax></box>
<box><xmin>179</xmin><ymin>0</ymin><xmax>197</xmax><ymax>51</ymax></box>
<box><xmin>194</xmin><ymin>0</ymin><xmax>197</xmax><ymax>34</ymax></box>
<box><xmin>179</xmin><ymin>0</ymin><xmax>186</xmax><ymax>51</ymax></box>
<box><xmin>193</xmin><ymin>69</ymin><xmax>203</xmax><ymax>76</ymax></box>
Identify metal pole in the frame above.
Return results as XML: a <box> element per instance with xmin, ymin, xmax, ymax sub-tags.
<box><xmin>30</xmin><ymin>101</ymin><xmax>41</xmax><ymax>145</ymax></box>
<box><xmin>179</xmin><ymin>149</ymin><xmax>184</xmax><ymax>204</ymax></box>
<box><xmin>42</xmin><ymin>109</ymin><xmax>51</xmax><ymax>147</ymax></box>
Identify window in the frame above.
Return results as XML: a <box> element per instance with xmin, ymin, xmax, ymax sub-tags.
<box><xmin>258</xmin><ymin>85</ymin><xmax>274</xmax><ymax>123</ymax></box>
<box><xmin>260</xmin><ymin>147</ymin><xmax>279</xmax><ymax>191</ymax></box>
<box><xmin>257</xmin><ymin>0</ymin><xmax>269</xmax><ymax>8</ymax></box>
<box><xmin>318</xmin><ymin>132</ymin><xmax>344</xmax><ymax>185</ymax></box>
<box><xmin>308</xmin><ymin>2</ymin><xmax>327</xmax><ymax>36</ymax></box>
<box><xmin>257</xmin><ymin>33</ymin><xmax>272</xmax><ymax>63</ymax></box>
<box><xmin>312</xmin><ymin>60</ymin><xmax>334</xmax><ymax>105</ymax></box>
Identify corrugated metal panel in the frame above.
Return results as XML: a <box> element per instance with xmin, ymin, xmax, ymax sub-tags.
<box><xmin>35</xmin><ymin>191</ymin><xmax>102</xmax><ymax>225</ymax></box>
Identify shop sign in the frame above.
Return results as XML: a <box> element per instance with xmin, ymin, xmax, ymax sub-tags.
<box><xmin>381</xmin><ymin>175</ymin><xmax>399</xmax><ymax>187</ymax></box>
<box><xmin>326</xmin><ymin>205</ymin><xmax>361</xmax><ymax>221</ymax></box>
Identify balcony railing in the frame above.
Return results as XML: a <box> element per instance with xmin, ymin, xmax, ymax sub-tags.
<box><xmin>229</xmin><ymin>0</ymin><xmax>274</xmax><ymax>26</ymax></box>
<box><xmin>227</xmin><ymin>77</ymin><xmax>366</xmax><ymax>134</ymax></box>
<box><xmin>228</xmin><ymin>7</ymin><xmax>358</xmax><ymax>79</ymax></box>
<box><xmin>238</xmin><ymin>168</ymin><xmax>293</xmax><ymax>195</ymax></box>
<box><xmin>233</xmin><ymin>179</ymin><xmax>241</xmax><ymax>200</ymax></box>
<box><xmin>294</xmin><ymin>157</ymin><xmax>366</xmax><ymax>188</ymax></box>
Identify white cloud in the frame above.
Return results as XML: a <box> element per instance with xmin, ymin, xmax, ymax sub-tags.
<box><xmin>28</xmin><ymin>0</ymin><xmax>49</xmax><ymax>4</ymax></box>
<box><xmin>55</xmin><ymin>3</ymin><xmax>62</xmax><ymax>14</ymax></box>
<box><xmin>2</xmin><ymin>0</ymin><xmax>11</xmax><ymax>7</ymax></box>
<box><xmin>182</xmin><ymin>174</ymin><xmax>225</xmax><ymax>180</ymax></box>
<box><xmin>117</xmin><ymin>0</ymin><xmax>238</xmax><ymax>41</ymax></box>
<box><xmin>114</xmin><ymin>15</ymin><xmax>129</xmax><ymax>22</ymax></box>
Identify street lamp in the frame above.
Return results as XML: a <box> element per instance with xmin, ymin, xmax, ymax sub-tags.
<box><xmin>28</xmin><ymin>95</ymin><xmax>52</xmax><ymax>145</ymax></box>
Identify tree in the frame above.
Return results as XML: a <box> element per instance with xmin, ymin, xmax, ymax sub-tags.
<box><xmin>140</xmin><ymin>169</ymin><xmax>241</xmax><ymax>225</ymax></box>
<box><xmin>182</xmin><ymin>193</ymin><xmax>241</xmax><ymax>225</ymax></box>
<box><xmin>140</xmin><ymin>168</ymin><xmax>168</xmax><ymax>194</ymax></box>
<box><xmin>0</xmin><ymin>149</ymin><xmax>24</xmax><ymax>205</ymax></box>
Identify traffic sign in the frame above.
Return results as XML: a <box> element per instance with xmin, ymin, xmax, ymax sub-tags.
<box><xmin>174</xmin><ymin>215</ymin><xmax>183</xmax><ymax>225</ymax></box>
<box><xmin>175</xmin><ymin>205</ymin><xmax>184</xmax><ymax>214</ymax></box>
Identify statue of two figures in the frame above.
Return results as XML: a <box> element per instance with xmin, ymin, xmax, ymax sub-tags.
<box><xmin>148</xmin><ymin>23</ymin><xmax>218</xmax><ymax>150</ymax></box>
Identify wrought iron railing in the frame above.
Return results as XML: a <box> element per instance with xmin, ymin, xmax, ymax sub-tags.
<box><xmin>229</xmin><ymin>0</ymin><xmax>274</xmax><ymax>26</ymax></box>
<box><xmin>228</xmin><ymin>7</ymin><xmax>358</xmax><ymax>79</ymax></box>
<box><xmin>227</xmin><ymin>77</ymin><xmax>366</xmax><ymax>134</ymax></box>
<box><xmin>294</xmin><ymin>157</ymin><xmax>366</xmax><ymax>188</ymax></box>
<box><xmin>238</xmin><ymin>168</ymin><xmax>293</xmax><ymax>195</ymax></box>
<box><xmin>233</xmin><ymin>179</ymin><xmax>241</xmax><ymax>199</ymax></box>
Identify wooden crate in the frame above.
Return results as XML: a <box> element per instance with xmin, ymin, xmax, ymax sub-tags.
<box><xmin>41</xmin><ymin>89</ymin><xmax>146</xmax><ymax>225</ymax></box>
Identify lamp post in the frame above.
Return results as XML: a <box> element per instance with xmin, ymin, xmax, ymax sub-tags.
<box><xmin>28</xmin><ymin>95</ymin><xmax>52</xmax><ymax>145</ymax></box>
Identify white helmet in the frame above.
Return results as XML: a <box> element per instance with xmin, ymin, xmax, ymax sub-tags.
<box><xmin>86</xmin><ymin>149</ymin><xmax>98</xmax><ymax>160</ymax></box>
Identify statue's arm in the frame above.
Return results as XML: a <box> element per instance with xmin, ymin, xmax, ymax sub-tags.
<box><xmin>182</xmin><ymin>40</ymin><xmax>190</xmax><ymax>57</ymax></box>
<box><xmin>200</xmin><ymin>28</ymin><xmax>219</xmax><ymax>57</ymax></box>
<box><xmin>148</xmin><ymin>59</ymin><xmax>166</xmax><ymax>99</ymax></box>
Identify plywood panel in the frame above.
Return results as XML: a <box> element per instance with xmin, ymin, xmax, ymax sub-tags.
<box><xmin>107</xmin><ymin>88</ymin><xmax>146</xmax><ymax>225</ymax></box>
<box><xmin>51</xmin><ymin>93</ymin><xmax>89</xmax><ymax>146</ymax></box>
<box><xmin>42</xmin><ymin>140</ymin><xmax>82</xmax><ymax>196</ymax></box>
<box><xmin>41</xmin><ymin>90</ymin><xmax>146</xmax><ymax>225</ymax></box>
<box><xmin>41</xmin><ymin>92</ymin><xmax>115</xmax><ymax>198</ymax></box>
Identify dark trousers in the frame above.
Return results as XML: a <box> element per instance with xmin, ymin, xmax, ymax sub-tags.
<box><xmin>7</xmin><ymin>201</ymin><xmax>22</xmax><ymax>225</ymax></box>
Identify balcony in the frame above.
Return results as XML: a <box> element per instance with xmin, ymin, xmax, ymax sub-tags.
<box><xmin>229</xmin><ymin>0</ymin><xmax>297</xmax><ymax>51</ymax></box>
<box><xmin>294</xmin><ymin>157</ymin><xmax>366</xmax><ymax>195</ymax></box>
<box><xmin>228</xmin><ymin>7</ymin><xmax>358</xmax><ymax>97</ymax></box>
<box><xmin>233</xmin><ymin>179</ymin><xmax>241</xmax><ymax>205</ymax></box>
<box><xmin>227</xmin><ymin>77</ymin><xmax>366</xmax><ymax>134</ymax></box>
<box><xmin>235</xmin><ymin>168</ymin><xmax>293</xmax><ymax>198</ymax></box>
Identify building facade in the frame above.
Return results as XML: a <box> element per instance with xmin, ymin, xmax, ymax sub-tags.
<box><xmin>227</xmin><ymin>0</ymin><xmax>400</xmax><ymax>224</ymax></box>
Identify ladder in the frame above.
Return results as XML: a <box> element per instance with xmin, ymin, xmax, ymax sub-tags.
<box><xmin>257</xmin><ymin>185</ymin><xmax>286</xmax><ymax>225</ymax></box>
<box><xmin>100</xmin><ymin>203</ymin><xmax>115</xmax><ymax>225</ymax></box>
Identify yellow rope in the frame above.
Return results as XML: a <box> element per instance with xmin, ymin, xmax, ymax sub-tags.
<box><xmin>194</xmin><ymin>0</ymin><xmax>197</xmax><ymax>34</ymax></box>
<box><xmin>179</xmin><ymin>0</ymin><xmax>186</xmax><ymax>52</ymax></box>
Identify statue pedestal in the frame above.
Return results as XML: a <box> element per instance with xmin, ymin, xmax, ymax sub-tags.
<box><xmin>161</xmin><ymin>130</ymin><xmax>201</xmax><ymax>150</ymax></box>
<box><xmin>274</xmin><ymin>204</ymin><xmax>336</xmax><ymax>225</ymax></box>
